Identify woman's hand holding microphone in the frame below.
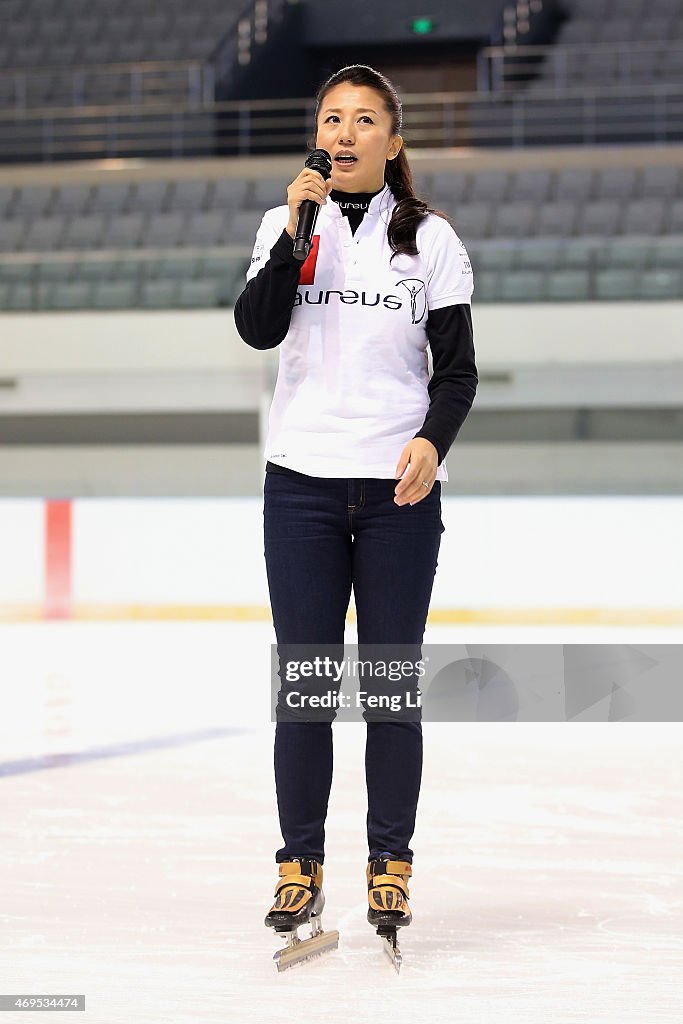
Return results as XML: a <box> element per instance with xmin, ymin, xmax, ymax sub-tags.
<box><xmin>285</xmin><ymin>168</ymin><xmax>334</xmax><ymax>239</ymax></box>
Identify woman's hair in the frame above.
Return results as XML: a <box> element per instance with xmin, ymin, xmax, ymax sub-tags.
<box><xmin>309</xmin><ymin>64</ymin><xmax>448</xmax><ymax>263</ymax></box>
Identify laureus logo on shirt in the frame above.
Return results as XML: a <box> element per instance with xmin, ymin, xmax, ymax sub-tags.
<box><xmin>293</xmin><ymin>276</ymin><xmax>429</xmax><ymax>321</ymax></box>
<box><xmin>294</xmin><ymin>289</ymin><xmax>403</xmax><ymax>310</ymax></box>
<box><xmin>396</xmin><ymin>279</ymin><xmax>427</xmax><ymax>324</ymax></box>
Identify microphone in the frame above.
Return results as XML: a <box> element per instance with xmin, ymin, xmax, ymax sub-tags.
<box><xmin>293</xmin><ymin>148</ymin><xmax>332</xmax><ymax>262</ymax></box>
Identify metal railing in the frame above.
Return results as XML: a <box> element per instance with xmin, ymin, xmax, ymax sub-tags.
<box><xmin>1</xmin><ymin>84</ymin><xmax>682</xmax><ymax>161</ymax></box>
<box><xmin>478</xmin><ymin>42</ymin><xmax>683</xmax><ymax>92</ymax></box>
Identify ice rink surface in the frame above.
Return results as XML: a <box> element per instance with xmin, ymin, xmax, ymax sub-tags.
<box><xmin>1</xmin><ymin>620</ymin><xmax>682</xmax><ymax>1024</ymax></box>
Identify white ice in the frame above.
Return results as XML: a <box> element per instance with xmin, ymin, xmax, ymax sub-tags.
<box><xmin>1</xmin><ymin>620</ymin><xmax>682</xmax><ymax>1023</ymax></box>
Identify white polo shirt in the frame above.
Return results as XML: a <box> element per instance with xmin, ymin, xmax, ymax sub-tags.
<box><xmin>246</xmin><ymin>184</ymin><xmax>474</xmax><ymax>481</ymax></box>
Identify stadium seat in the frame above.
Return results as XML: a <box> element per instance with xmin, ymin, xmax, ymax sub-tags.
<box><xmin>251</xmin><ymin>178</ymin><xmax>290</xmax><ymax>210</ymax></box>
<box><xmin>470</xmin><ymin>270</ymin><xmax>499</xmax><ymax>302</ymax></box>
<box><xmin>23</xmin><ymin>217</ymin><xmax>66</xmax><ymax>251</ymax></box>
<box><xmin>667</xmin><ymin>199</ymin><xmax>683</xmax><ymax>233</ymax></box>
<box><xmin>429</xmin><ymin>172</ymin><xmax>469</xmax><ymax>204</ymax></box>
<box><xmin>178</xmin><ymin>279</ymin><xmax>221</xmax><ymax>308</ymax></box>
<box><xmin>13</xmin><ymin>187</ymin><xmax>54</xmax><ymax>217</ymax></box>
<box><xmin>546</xmin><ymin>270</ymin><xmax>591</xmax><ymax>301</ymax></box>
<box><xmin>105</xmin><ymin>16</ymin><xmax>138</xmax><ymax>40</ymax></box>
<box><xmin>498</xmin><ymin>270</ymin><xmax>546</xmax><ymax>301</ymax></box>
<box><xmin>52</xmin><ymin>185</ymin><xmax>94</xmax><ymax>216</ymax></box>
<box><xmin>103</xmin><ymin>213</ymin><xmax>146</xmax><ymax>248</ymax></box>
<box><xmin>144</xmin><ymin>213</ymin><xmax>187</xmax><ymax>248</ymax></box>
<box><xmin>62</xmin><ymin>215</ymin><xmax>107</xmax><ymax>249</ymax></box>
<box><xmin>0</xmin><ymin>220</ymin><xmax>27</xmax><ymax>252</ymax></box>
<box><xmin>577</xmin><ymin>200</ymin><xmax>622</xmax><ymax>236</ymax></box>
<box><xmin>492</xmin><ymin>202</ymin><xmax>537</xmax><ymax>237</ymax></box>
<box><xmin>552</xmin><ymin>169</ymin><xmax>595</xmax><ymax>201</ymax></box>
<box><xmin>595</xmin><ymin>167</ymin><xmax>639</xmax><ymax>199</ymax></box>
<box><xmin>449</xmin><ymin>202</ymin><xmax>493</xmax><ymax>240</ymax></box>
<box><xmin>210</xmin><ymin>179</ymin><xmax>249</xmax><ymax>210</ymax></box>
<box><xmin>225</xmin><ymin>270</ymin><xmax>251</xmax><ymax>305</ymax></box>
<box><xmin>114</xmin><ymin>259</ymin><xmax>147</xmax><ymax>282</ymax></box>
<box><xmin>0</xmin><ymin>187</ymin><xmax>16</xmax><ymax>215</ymax></box>
<box><xmin>637</xmin><ymin>268</ymin><xmax>682</xmax><ymax>299</ymax></box>
<box><xmin>640</xmin><ymin>17</ymin><xmax>672</xmax><ymax>41</ymax></box>
<box><xmin>46</xmin><ymin>42</ymin><xmax>78</xmax><ymax>65</ymax></box>
<box><xmin>604</xmin><ymin>236</ymin><xmax>654</xmax><ymax>267</ymax></box>
<box><xmin>14</xmin><ymin>44</ymin><xmax>44</xmax><ymax>67</ymax></box>
<box><xmin>621</xmin><ymin>199</ymin><xmax>666</xmax><ymax>235</ymax></box>
<box><xmin>555</xmin><ymin>19</ymin><xmax>595</xmax><ymax>44</ymax></box>
<box><xmin>615</xmin><ymin>0</ymin><xmax>650</xmax><ymax>14</ymax></box>
<box><xmin>652</xmin><ymin>237</ymin><xmax>683</xmax><ymax>267</ymax></box>
<box><xmin>144</xmin><ymin>256</ymin><xmax>197</xmax><ymax>280</ymax></box>
<box><xmin>595</xmin><ymin>268</ymin><xmax>637</xmax><ymax>299</ymax></box>
<box><xmin>183</xmin><ymin>211</ymin><xmax>229</xmax><ymax>247</ymax></box>
<box><xmin>36</xmin><ymin>261</ymin><xmax>73</xmax><ymax>283</ymax></box>
<box><xmin>599</xmin><ymin>19</ymin><xmax>636</xmax><ymax>43</ymax></box>
<box><xmin>411</xmin><ymin>171</ymin><xmax>432</xmax><ymax>197</ymax></box>
<box><xmin>0</xmin><ymin>262</ymin><xmax>34</xmax><ymax>284</ymax></box>
<box><xmin>68</xmin><ymin>258</ymin><xmax>113</xmax><ymax>283</ymax></box>
<box><xmin>198</xmin><ymin>254</ymin><xmax>247</xmax><ymax>285</ymax></box>
<box><xmin>115</xmin><ymin>38</ymin><xmax>147</xmax><ymax>62</ymax></box>
<box><xmin>6</xmin><ymin>284</ymin><xmax>33</xmax><ymax>311</ymax></box>
<box><xmin>517</xmin><ymin>239</ymin><xmax>564</xmax><ymax>270</ymax></box>
<box><xmin>469</xmin><ymin>170</ymin><xmax>510</xmax><ymax>203</ymax></box>
<box><xmin>79</xmin><ymin>40</ymin><xmax>114</xmax><ymax>64</ymax></box>
<box><xmin>141</xmin><ymin>280</ymin><xmax>177</xmax><ymax>308</ymax></box>
<box><xmin>130</xmin><ymin>182</ymin><xmax>172</xmax><ymax>214</ymax></box>
<box><xmin>560</xmin><ymin>238</ymin><xmax>605</xmax><ymax>268</ymax></box>
<box><xmin>228</xmin><ymin>209</ymin><xmax>269</xmax><ymax>246</ymax></box>
<box><xmin>536</xmin><ymin>201</ymin><xmax>578</xmax><ymax>236</ymax></box>
<box><xmin>638</xmin><ymin>166</ymin><xmax>681</xmax><ymax>199</ymax></box>
<box><xmin>71</xmin><ymin>16</ymin><xmax>103</xmax><ymax>41</ymax></box>
<box><xmin>91</xmin><ymin>280</ymin><xmax>138</xmax><ymax>309</ymax></box>
<box><xmin>92</xmin><ymin>184</ymin><xmax>132</xmax><ymax>216</ymax></box>
<box><xmin>472</xmin><ymin>244</ymin><xmax>517</xmax><ymax>271</ymax></box>
<box><xmin>169</xmin><ymin>181</ymin><xmax>211</xmax><ymax>212</ymax></box>
<box><xmin>51</xmin><ymin>281</ymin><xmax>92</xmax><ymax>309</ymax></box>
<box><xmin>508</xmin><ymin>169</ymin><xmax>552</xmax><ymax>202</ymax></box>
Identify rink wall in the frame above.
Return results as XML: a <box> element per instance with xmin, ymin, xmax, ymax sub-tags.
<box><xmin>0</xmin><ymin>496</ymin><xmax>681</xmax><ymax>625</ymax></box>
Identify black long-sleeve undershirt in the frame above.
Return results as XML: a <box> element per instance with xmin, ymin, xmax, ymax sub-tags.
<box><xmin>233</xmin><ymin>227</ymin><xmax>478</xmax><ymax>469</ymax></box>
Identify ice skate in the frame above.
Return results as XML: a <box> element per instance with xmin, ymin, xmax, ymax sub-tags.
<box><xmin>366</xmin><ymin>857</ymin><xmax>412</xmax><ymax>972</ymax></box>
<box><xmin>265</xmin><ymin>857</ymin><xmax>339</xmax><ymax>971</ymax></box>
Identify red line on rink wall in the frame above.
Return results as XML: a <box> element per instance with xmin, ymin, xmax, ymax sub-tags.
<box><xmin>44</xmin><ymin>500</ymin><xmax>72</xmax><ymax>619</ymax></box>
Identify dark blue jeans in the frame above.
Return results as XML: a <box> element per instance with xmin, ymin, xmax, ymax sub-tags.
<box><xmin>263</xmin><ymin>466</ymin><xmax>445</xmax><ymax>866</ymax></box>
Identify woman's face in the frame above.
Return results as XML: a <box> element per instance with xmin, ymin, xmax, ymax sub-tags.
<box><xmin>315</xmin><ymin>83</ymin><xmax>403</xmax><ymax>193</ymax></box>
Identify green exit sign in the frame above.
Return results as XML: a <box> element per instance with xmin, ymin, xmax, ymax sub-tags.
<box><xmin>410</xmin><ymin>17</ymin><xmax>435</xmax><ymax>35</ymax></box>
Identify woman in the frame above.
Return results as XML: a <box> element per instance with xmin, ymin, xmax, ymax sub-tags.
<box><xmin>234</xmin><ymin>64</ymin><xmax>477</xmax><ymax>960</ymax></box>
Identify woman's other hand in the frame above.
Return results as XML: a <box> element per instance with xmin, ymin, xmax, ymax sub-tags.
<box><xmin>394</xmin><ymin>439</ymin><xmax>439</xmax><ymax>505</ymax></box>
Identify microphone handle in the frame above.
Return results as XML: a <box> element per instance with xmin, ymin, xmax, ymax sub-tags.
<box><xmin>293</xmin><ymin>198</ymin><xmax>322</xmax><ymax>262</ymax></box>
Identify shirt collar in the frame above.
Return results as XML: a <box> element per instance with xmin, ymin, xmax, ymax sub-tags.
<box><xmin>325</xmin><ymin>183</ymin><xmax>394</xmax><ymax>219</ymax></box>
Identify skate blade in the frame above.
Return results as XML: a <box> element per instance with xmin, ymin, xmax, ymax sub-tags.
<box><xmin>273</xmin><ymin>925</ymin><xmax>339</xmax><ymax>972</ymax></box>
<box><xmin>378</xmin><ymin>930</ymin><xmax>402</xmax><ymax>973</ymax></box>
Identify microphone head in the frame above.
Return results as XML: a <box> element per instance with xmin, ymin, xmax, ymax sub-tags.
<box><xmin>305</xmin><ymin>148</ymin><xmax>332</xmax><ymax>180</ymax></box>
